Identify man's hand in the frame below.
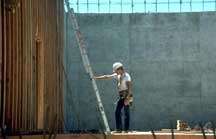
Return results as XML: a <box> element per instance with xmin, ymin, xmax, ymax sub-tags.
<box><xmin>92</xmin><ymin>76</ymin><xmax>101</xmax><ymax>80</ymax></box>
<box><xmin>124</xmin><ymin>98</ymin><xmax>130</xmax><ymax>106</ymax></box>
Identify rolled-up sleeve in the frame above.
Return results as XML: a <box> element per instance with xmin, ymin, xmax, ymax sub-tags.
<box><xmin>106</xmin><ymin>73</ymin><xmax>118</xmax><ymax>79</ymax></box>
<box><xmin>126</xmin><ymin>73</ymin><xmax>131</xmax><ymax>82</ymax></box>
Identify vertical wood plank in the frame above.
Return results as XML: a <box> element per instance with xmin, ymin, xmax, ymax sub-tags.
<box><xmin>0</xmin><ymin>0</ymin><xmax>3</xmax><ymax>127</ymax></box>
<box><xmin>1</xmin><ymin>0</ymin><xmax>64</xmax><ymax>133</ymax></box>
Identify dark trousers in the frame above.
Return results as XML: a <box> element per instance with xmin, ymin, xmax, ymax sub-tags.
<box><xmin>115</xmin><ymin>98</ymin><xmax>130</xmax><ymax>131</ymax></box>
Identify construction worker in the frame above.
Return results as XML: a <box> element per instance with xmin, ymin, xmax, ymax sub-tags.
<box><xmin>93</xmin><ymin>62</ymin><xmax>132</xmax><ymax>133</ymax></box>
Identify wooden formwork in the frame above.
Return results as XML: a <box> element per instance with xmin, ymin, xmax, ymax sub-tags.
<box><xmin>0</xmin><ymin>0</ymin><xmax>64</xmax><ymax>133</ymax></box>
<box><xmin>0</xmin><ymin>133</ymin><xmax>216</xmax><ymax>139</ymax></box>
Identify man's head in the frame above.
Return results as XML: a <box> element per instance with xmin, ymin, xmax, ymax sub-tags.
<box><xmin>113</xmin><ymin>62</ymin><xmax>124</xmax><ymax>74</ymax></box>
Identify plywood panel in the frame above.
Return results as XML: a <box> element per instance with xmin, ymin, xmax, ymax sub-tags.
<box><xmin>0</xmin><ymin>0</ymin><xmax>3</xmax><ymax>128</ymax></box>
<box><xmin>0</xmin><ymin>133</ymin><xmax>215</xmax><ymax>139</ymax></box>
<box><xmin>0</xmin><ymin>0</ymin><xmax>3</xmax><ymax>126</ymax></box>
<box><xmin>1</xmin><ymin>0</ymin><xmax>64</xmax><ymax>133</ymax></box>
<box><xmin>0</xmin><ymin>0</ymin><xmax>7</xmax><ymax>129</ymax></box>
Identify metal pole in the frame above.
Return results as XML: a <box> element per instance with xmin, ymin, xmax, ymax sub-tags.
<box><xmin>98</xmin><ymin>0</ymin><xmax>100</xmax><ymax>13</ymax></box>
<box><xmin>156</xmin><ymin>0</ymin><xmax>157</xmax><ymax>12</ymax></box>
<box><xmin>170</xmin><ymin>121</ymin><xmax>175</xmax><ymax>139</ymax></box>
<box><xmin>87</xmin><ymin>0</ymin><xmax>89</xmax><ymax>13</ymax></box>
<box><xmin>168</xmin><ymin>0</ymin><xmax>170</xmax><ymax>12</ymax></box>
<box><xmin>144</xmin><ymin>0</ymin><xmax>146</xmax><ymax>13</ymax></box>
<box><xmin>121</xmin><ymin>0</ymin><xmax>122</xmax><ymax>13</ymax></box>
<box><xmin>151</xmin><ymin>129</ymin><xmax>157</xmax><ymax>139</ymax></box>
<box><xmin>109</xmin><ymin>0</ymin><xmax>111</xmax><ymax>13</ymax></box>
<box><xmin>211</xmin><ymin>121</ymin><xmax>216</xmax><ymax>139</ymax></box>
<box><xmin>200</xmin><ymin>122</ymin><xmax>207</xmax><ymax>139</ymax></box>
<box><xmin>202</xmin><ymin>0</ymin><xmax>204</xmax><ymax>11</ymax></box>
<box><xmin>190</xmin><ymin>0</ymin><xmax>192</xmax><ymax>12</ymax></box>
<box><xmin>77</xmin><ymin>0</ymin><xmax>79</xmax><ymax>13</ymax></box>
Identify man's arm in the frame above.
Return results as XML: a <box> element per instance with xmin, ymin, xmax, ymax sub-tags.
<box><xmin>126</xmin><ymin>81</ymin><xmax>131</xmax><ymax>98</ymax></box>
<box><xmin>124</xmin><ymin>81</ymin><xmax>132</xmax><ymax>105</ymax></box>
<box><xmin>93</xmin><ymin>75</ymin><xmax>114</xmax><ymax>80</ymax></box>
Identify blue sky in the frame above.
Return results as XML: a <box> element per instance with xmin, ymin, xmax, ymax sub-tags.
<box><xmin>67</xmin><ymin>0</ymin><xmax>216</xmax><ymax>13</ymax></box>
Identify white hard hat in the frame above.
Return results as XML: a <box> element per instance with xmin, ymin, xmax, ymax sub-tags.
<box><xmin>112</xmin><ymin>62</ymin><xmax>123</xmax><ymax>72</ymax></box>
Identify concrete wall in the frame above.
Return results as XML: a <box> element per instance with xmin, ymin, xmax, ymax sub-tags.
<box><xmin>64</xmin><ymin>12</ymin><xmax>216</xmax><ymax>131</ymax></box>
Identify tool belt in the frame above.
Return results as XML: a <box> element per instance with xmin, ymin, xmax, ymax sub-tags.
<box><xmin>119</xmin><ymin>90</ymin><xmax>129</xmax><ymax>98</ymax></box>
<box><xmin>118</xmin><ymin>90</ymin><xmax>133</xmax><ymax>105</ymax></box>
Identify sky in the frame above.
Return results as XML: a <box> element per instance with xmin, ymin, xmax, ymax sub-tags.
<box><xmin>67</xmin><ymin>0</ymin><xmax>216</xmax><ymax>13</ymax></box>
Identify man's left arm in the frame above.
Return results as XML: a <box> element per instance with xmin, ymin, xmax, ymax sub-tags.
<box><xmin>126</xmin><ymin>81</ymin><xmax>131</xmax><ymax>98</ymax></box>
<box><xmin>124</xmin><ymin>81</ymin><xmax>131</xmax><ymax>105</ymax></box>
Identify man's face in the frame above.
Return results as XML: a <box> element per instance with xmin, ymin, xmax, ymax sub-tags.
<box><xmin>115</xmin><ymin>69</ymin><xmax>123</xmax><ymax>75</ymax></box>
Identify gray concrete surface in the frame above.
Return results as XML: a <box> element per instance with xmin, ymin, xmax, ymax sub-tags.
<box><xmin>64</xmin><ymin>12</ymin><xmax>216</xmax><ymax>131</ymax></box>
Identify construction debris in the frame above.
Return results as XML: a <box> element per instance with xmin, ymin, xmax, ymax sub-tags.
<box><xmin>204</xmin><ymin>122</ymin><xmax>213</xmax><ymax>131</ymax></box>
<box><xmin>193</xmin><ymin>124</ymin><xmax>201</xmax><ymax>131</ymax></box>
<box><xmin>177</xmin><ymin>120</ymin><xmax>191</xmax><ymax>131</ymax></box>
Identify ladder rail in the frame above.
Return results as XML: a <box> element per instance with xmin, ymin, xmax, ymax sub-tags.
<box><xmin>65</xmin><ymin>0</ymin><xmax>111</xmax><ymax>134</ymax></box>
<box><xmin>66</xmin><ymin>5</ymin><xmax>89</xmax><ymax>73</ymax></box>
